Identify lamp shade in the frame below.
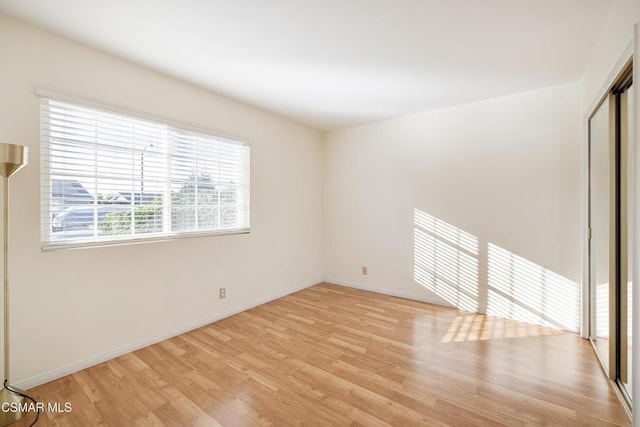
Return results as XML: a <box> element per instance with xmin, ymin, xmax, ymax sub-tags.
<box><xmin>0</xmin><ymin>143</ymin><xmax>28</xmax><ymax>178</ymax></box>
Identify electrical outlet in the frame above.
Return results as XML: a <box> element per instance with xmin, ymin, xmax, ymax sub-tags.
<box><xmin>362</xmin><ymin>266</ymin><xmax>368</xmax><ymax>275</ymax></box>
<box><xmin>219</xmin><ymin>287</ymin><xmax>226</xmax><ymax>299</ymax></box>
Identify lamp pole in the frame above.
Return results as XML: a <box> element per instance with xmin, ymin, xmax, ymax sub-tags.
<box><xmin>0</xmin><ymin>142</ymin><xmax>28</xmax><ymax>426</ymax></box>
<box><xmin>3</xmin><ymin>176</ymin><xmax>9</xmax><ymax>386</ymax></box>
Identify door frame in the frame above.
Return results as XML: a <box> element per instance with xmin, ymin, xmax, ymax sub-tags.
<box><xmin>583</xmin><ymin>41</ymin><xmax>633</xmax><ymax>340</ymax></box>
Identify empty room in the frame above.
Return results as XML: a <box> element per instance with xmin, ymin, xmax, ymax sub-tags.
<box><xmin>0</xmin><ymin>0</ymin><xmax>639</xmax><ymax>425</ymax></box>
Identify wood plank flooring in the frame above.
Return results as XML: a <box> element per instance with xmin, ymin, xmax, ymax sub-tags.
<box><xmin>15</xmin><ymin>283</ymin><xmax>629</xmax><ymax>426</ymax></box>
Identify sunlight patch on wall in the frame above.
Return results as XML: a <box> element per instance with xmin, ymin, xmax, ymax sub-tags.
<box><xmin>413</xmin><ymin>209</ymin><xmax>479</xmax><ymax>312</ymax></box>
<box><xmin>487</xmin><ymin>243</ymin><xmax>579</xmax><ymax>331</ymax></box>
<box><xmin>595</xmin><ymin>281</ymin><xmax>609</xmax><ymax>338</ymax></box>
<box><xmin>592</xmin><ymin>281</ymin><xmax>631</xmax><ymax>340</ymax></box>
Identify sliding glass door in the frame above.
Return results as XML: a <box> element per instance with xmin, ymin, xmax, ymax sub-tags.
<box><xmin>589</xmin><ymin>93</ymin><xmax>612</xmax><ymax>373</ymax></box>
<box><xmin>589</xmin><ymin>66</ymin><xmax>633</xmax><ymax>404</ymax></box>
<box><xmin>621</xmin><ymin>83</ymin><xmax>633</xmax><ymax>398</ymax></box>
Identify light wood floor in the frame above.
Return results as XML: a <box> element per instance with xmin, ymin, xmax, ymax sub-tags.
<box><xmin>16</xmin><ymin>283</ymin><xmax>629</xmax><ymax>426</ymax></box>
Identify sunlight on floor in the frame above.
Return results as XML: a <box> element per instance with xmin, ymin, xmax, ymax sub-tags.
<box><xmin>440</xmin><ymin>312</ymin><xmax>563</xmax><ymax>343</ymax></box>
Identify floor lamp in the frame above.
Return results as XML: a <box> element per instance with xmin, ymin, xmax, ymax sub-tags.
<box><xmin>0</xmin><ymin>142</ymin><xmax>28</xmax><ymax>426</ymax></box>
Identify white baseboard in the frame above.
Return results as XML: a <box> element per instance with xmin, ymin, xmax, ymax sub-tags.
<box><xmin>325</xmin><ymin>278</ymin><xmax>454</xmax><ymax>308</ymax></box>
<box><xmin>16</xmin><ymin>279</ymin><xmax>320</xmax><ymax>390</ymax></box>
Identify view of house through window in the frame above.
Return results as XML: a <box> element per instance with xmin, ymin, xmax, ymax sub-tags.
<box><xmin>41</xmin><ymin>97</ymin><xmax>250</xmax><ymax>248</ymax></box>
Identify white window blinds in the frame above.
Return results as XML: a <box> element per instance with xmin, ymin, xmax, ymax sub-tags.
<box><xmin>41</xmin><ymin>97</ymin><xmax>250</xmax><ymax>248</ymax></box>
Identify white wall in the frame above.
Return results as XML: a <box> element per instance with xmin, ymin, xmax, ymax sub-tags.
<box><xmin>0</xmin><ymin>14</ymin><xmax>323</xmax><ymax>387</ymax></box>
<box><xmin>324</xmin><ymin>82</ymin><xmax>582</xmax><ymax>332</ymax></box>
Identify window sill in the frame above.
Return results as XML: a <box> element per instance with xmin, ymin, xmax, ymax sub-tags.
<box><xmin>41</xmin><ymin>228</ymin><xmax>250</xmax><ymax>251</ymax></box>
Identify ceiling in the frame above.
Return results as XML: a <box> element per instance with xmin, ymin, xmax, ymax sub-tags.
<box><xmin>0</xmin><ymin>0</ymin><xmax>613</xmax><ymax>130</ymax></box>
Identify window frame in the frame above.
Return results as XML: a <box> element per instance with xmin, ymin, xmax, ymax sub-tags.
<box><xmin>37</xmin><ymin>87</ymin><xmax>251</xmax><ymax>250</ymax></box>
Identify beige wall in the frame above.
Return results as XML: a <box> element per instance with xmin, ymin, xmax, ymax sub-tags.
<box><xmin>0</xmin><ymin>14</ymin><xmax>323</xmax><ymax>387</ymax></box>
<box><xmin>324</xmin><ymin>82</ymin><xmax>582</xmax><ymax>331</ymax></box>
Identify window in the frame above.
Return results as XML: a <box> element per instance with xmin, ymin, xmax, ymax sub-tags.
<box><xmin>40</xmin><ymin>97</ymin><xmax>250</xmax><ymax>249</ymax></box>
